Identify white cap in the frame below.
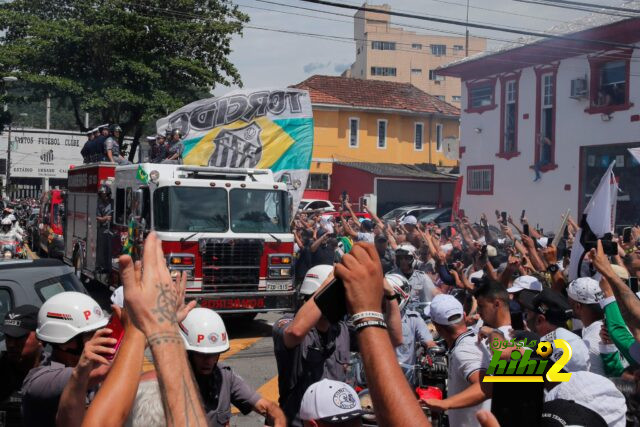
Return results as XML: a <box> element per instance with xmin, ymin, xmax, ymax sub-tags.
<box><xmin>469</xmin><ymin>270</ymin><xmax>485</xmax><ymax>282</ymax></box>
<box><xmin>1</xmin><ymin>217</ymin><xmax>11</xmax><ymax>225</ymax></box>
<box><xmin>508</xmin><ymin>275</ymin><xmax>543</xmax><ymax>293</ymax></box>
<box><xmin>486</xmin><ymin>245</ymin><xmax>498</xmax><ymax>257</ymax></box>
<box><xmin>37</xmin><ymin>291</ymin><xmax>108</xmax><ymax>343</ymax></box>
<box><xmin>395</xmin><ymin>243</ymin><xmax>417</xmax><ymax>257</ymax></box>
<box><xmin>610</xmin><ymin>264</ymin><xmax>630</xmax><ymax>280</ymax></box>
<box><xmin>544</xmin><ymin>371</ymin><xmax>627</xmax><ymax>427</ymax></box>
<box><xmin>542</xmin><ymin>327</ymin><xmax>590</xmax><ymax>373</ymax></box>
<box><xmin>401</xmin><ymin>215</ymin><xmax>417</xmax><ymax>226</ymax></box>
<box><xmin>300</xmin><ymin>264</ymin><xmax>333</xmax><ymax>296</ymax></box>
<box><xmin>299</xmin><ymin>379</ymin><xmax>363</xmax><ymax>422</ymax></box>
<box><xmin>179</xmin><ymin>308</ymin><xmax>229</xmax><ymax>354</ymax></box>
<box><xmin>429</xmin><ymin>294</ymin><xmax>464</xmax><ymax>326</ymax></box>
<box><xmin>567</xmin><ymin>277</ymin><xmax>604</xmax><ymax>305</ymax></box>
<box><xmin>110</xmin><ymin>286</ymin><xmax>124</xmax><ymax>308</ymax></box>
<box><xmin>537</xmin><ymin>237</ymin><xmax>549</xmax><ymax>248</ymax></box>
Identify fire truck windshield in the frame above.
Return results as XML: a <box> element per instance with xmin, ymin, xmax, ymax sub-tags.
<box><xmin>153</xmin><ymin>187</ymin><xmax>228</xmax><ymax>232</ymax></box>
<box><xmin>230</xmin><ymin>189</ymin><xmax>289</xmax><ymax>234</ymax></box>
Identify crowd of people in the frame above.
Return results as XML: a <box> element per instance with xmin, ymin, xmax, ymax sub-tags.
<box><xmin>80</xmin><ymin>125</ymin><xmax>186</xmax><ymax>165</ymax></box>
<box><xmin>0</xmin><ymin>202</ymin><xmax>35</xmax><ymax>257</ymax></box>
<box><xmin>1</xmin><ymin>195</ymin><xmax>640</xmax><ymax>426</ymax></box>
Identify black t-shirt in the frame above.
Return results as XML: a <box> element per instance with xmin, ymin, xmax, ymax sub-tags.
<box><xmin>311</xmin><ymin>243</ymin><xmax>334</xmax><ymax>266</ymax></box>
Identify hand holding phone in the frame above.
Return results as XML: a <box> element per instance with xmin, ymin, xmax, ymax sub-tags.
<box><xmin>623</xmin><ymin>227</ymin><xmax>632</xmax><ymax>244</ymax></box>
<box><xmin>104</xmin><ymin>313</ymin><xmax>125</xmax><ymax>360</ymax></box>
<box><xmin>314</xmin><ymin>277</ymin><xmax>347</xmax><ymax>323</ymax></box>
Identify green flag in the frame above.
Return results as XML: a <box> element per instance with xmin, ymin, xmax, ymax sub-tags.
<box><xmin>136</xmin><ymin>165</ymin><xmax>149</xmax><ymax>184</ymax></box>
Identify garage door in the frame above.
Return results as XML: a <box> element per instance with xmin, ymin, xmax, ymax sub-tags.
<box><xmin>377</xmin><ymin>179</ymin><xmax>455</xmax><ymax>215</ymax></box>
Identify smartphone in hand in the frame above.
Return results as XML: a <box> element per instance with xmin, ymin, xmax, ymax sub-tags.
<box><xmin>314</xmin><ymin>277</ymin><xmax>347</xmax><ymax>323</ymax></box>
<box><xmin>104</xmin><ymin>314</ymin><xmax>125</xmax><ymax>360</ymax></box>
<box><xmin>623</xmin><ymin>227</ymin><xmax>632</xmax><ymax>244</ymax></box>
<box><xmin>523</xmin><ymin>223</ymin><xmax>530</xmax><ymax>236</ymax></box>
<box><xmin>501</xmin><ymin>211</ymin><xmax>508</xmax><ymax>225</ymax></box>
<box><xmin>520</xmin><ymin>210</ymin><xmax>526</xmax><ymax>223</ymax></box>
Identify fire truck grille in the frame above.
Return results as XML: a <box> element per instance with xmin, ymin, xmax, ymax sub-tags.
<box><xmin>200</xmin><ymin>239</ymin><xmax>264</xmax><ymax>292</ymax></box>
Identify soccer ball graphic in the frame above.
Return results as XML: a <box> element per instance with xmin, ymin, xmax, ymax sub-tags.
<box><xmin>536</xmin><ymin>341</ymin><xmax>553</xmax><ymax>358</ymax></box>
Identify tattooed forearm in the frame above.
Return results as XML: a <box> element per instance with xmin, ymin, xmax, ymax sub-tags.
<box><xmin>147</xmin><ymin>331</ymin><xmax>182</xmax><ymax>347</ymax></box>
<box><xmin>151</xmin><ymin>282</ymin><xmax>179</xmax><ymax>324</ymax></box>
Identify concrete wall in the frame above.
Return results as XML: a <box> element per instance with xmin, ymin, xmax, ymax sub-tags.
<box><xmin>459</xmin><ymin>47</ymin><xmax>640</xmax><ymax>230</ymax></box>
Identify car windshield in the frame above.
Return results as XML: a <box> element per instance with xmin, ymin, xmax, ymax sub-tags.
<box><xmin>35</xmin><ymin>273</ymin><xmax>85</xmax><ymax>302</ymax></box>
<box><xmin>230</xmin><ymin>189</ymin><xmax>289</xmax><ymax>233</ymax></box>
<box><xmin>381</xmin><ymin>207</ymin><xmax>410</xmax><ymax>220</ymax></box>
<box><xmin>153</xmin><ymin>187</ymin><xmax>228</xmax><ymax>232</ymax></box>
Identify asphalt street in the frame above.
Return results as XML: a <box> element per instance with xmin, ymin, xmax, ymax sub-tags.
<box><xmin>84</xmin><ymin>279</ymin><xmax>283</xmax><ymax>427</ymax></box>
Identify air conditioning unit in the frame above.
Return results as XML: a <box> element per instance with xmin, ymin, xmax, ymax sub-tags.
<box><xmin>570</xmin><ymin>78</ymin><xmax>588</xmax><ymax>99</ymax></box>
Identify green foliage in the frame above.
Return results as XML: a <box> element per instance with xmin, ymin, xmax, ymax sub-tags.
<box><xmin>0</xmin><ymin>0</ymin><xmax>248</xmax><ymax>157</ymax></box>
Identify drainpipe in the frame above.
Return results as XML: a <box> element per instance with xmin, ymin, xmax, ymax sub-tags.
<box><xmin>428</xmin><ymin>115</ymin><xmax>433</xmax><ymax>164</ymax></box>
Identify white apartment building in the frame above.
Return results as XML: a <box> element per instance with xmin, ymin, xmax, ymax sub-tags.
<box><xmin>345</xmin><ymin>3</ymin><xmax>486</xmax><ymax>106</ymax></box>
<box><xmin>438</xmin><ymin>12</ymin><xmax>640</xmax><ymax>230</ymax></box>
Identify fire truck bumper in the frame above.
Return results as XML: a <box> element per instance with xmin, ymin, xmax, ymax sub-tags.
<box><xmin>187</xmin><ymin>290</ymin><xmax>297</xmax><ymax>314</ymax></box>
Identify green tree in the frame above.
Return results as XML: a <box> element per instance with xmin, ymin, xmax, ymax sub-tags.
<box><xmin>0</xmin><ymin>0</ymin><xmax>248</xmax><ymax>159</ymax></box>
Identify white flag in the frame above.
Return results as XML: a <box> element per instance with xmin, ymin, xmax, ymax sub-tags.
<box><xmin>629</xmin><ymin>147</ymin><xmax>640</xmax><ymax>165</ymax></box>
<box><xmin>568</xmin><ymin>161</ymin><xmax>618</xmax><ymax>281</ymax></box>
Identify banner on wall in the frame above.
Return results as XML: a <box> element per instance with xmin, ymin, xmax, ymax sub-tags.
<box><xmin>156</xmin><ymin>89</ymin><xmax>314</xmax><ymax>210</ymax></box>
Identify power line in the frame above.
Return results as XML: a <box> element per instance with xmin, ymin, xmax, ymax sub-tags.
<box><xmin>513</xmin><ymin>0</ymin><xmax>637</xmax><ymax>17</ymax></box>
<box><xmin>252</xmin><ymin>0</ymin><xmax>638</xmax><ymax>61</ymax></box>
<box><xmin>423</xmin><ymin>0</ymin><xmax>567</xmax><ymax>23</ymax></box>
<box><xmin>296</xmin><ymin>0</ymin><xmax>636</xmax><ymax>49</ymax></box>
<box><xmin>525</xmin><ymin>0</ymin><xmax>640</xmax><ymax>14</ymax></box>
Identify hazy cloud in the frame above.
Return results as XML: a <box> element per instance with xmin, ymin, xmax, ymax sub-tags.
<box><xmin>334</xmin><ymin>63</ymin><xmax>351</xmax><ymax>74</ymax></box>
<box><xmin>303</xmin><ymin>61</ymin><xmax>331</xmax><ymax>73</ymax></box>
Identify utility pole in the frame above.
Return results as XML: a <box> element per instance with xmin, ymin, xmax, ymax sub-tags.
<box><xmin>6</xmin><ymin>123</ymin><xmax>11</xmax><ymax>199</ymax></box>
<box><xmin>465</xmin><ymin>0</ymin><xmax>470</xmax><ymax>56</ymax></box>
<box><xmin>46</xmin><ymin>94</ymin><xmax>51</xmax><ymax>130</ymax></box>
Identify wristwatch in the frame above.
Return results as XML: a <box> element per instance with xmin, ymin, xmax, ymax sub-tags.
<box><xmin>385</xmin><ymin>293</ymin><xmax>401</xmax><ymax>302</ymax></box>
<box><xmin>547</xmin><ymin>264</ymin><xmax>559</xmax><ymax>274</ymax></box>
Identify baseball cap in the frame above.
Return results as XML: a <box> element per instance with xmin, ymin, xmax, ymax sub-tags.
<box><xmin>429</xmin><ymin>294</ymin><xmax>464</xmax><ymax>326</ymax></box>
<box><xmin>110</xmin><ymin>286</ymin><xmax>124</xmax><ymax>308</ymax></box>
<box><xmin>374</xmin><ymin>234</ymin><xmax>388</xmax><ymax>243</ymax></box>
<box><xmin>1</xmin><ymin>305</ymin><xmax>39</xmax><ymax>338</ymax></box>
<box><xmin>567</xmin><ymin>277</ymin><xmax>604</xmax><ymax>305</ymax></box>
<box><xmin>361</xmin><ymin>219</ymin><xmax>373</xmax><ymax>231</ymax></box>
<box><xmin>521</xmin><ymin>289</ymin><xmax>572</xmax><ymax>325</ymax></box>
<box><xmin>542</xmin><ymin>327</ymin><xmax>590</xmax><ymax>372</ymax></box>
<box><xmin>299</xmin><ymin>379</ymin><xmax>363</xmax><ymax>423</ymax></box>
<box><xmin>401</xmin><ymin>215</ymin><xmax>417</xmax><ymax>226</ymax></box>
<box><xmin>610</xmin><ymin>264</ymin><xmax>630</xmax><ymax>280</ymax></box>
<box><xmin>541</xmin><ymin>399</ymin><xmax>607</xmax><ymax>427</ymax></box>
<box><xmin>508</xmin><ymin>275</ymin><xmax>543</xmax><ymax>294</ymax></box>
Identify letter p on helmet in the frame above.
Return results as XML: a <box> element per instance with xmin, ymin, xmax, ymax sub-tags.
<box><xmin>83</xmin><ymin>310</ymin><xmax>91</xmax><ymax>321</ymax></box>
<box><xmin>197</xmin><ymin>334</ymin><xmax>204</xmax><ymax>344</ymax></box>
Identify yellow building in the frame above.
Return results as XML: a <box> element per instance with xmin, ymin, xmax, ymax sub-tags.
<box><xmin>293</xmin><ymin>75</ymin><xmax>460</xmax><ymax>193</ymax></box>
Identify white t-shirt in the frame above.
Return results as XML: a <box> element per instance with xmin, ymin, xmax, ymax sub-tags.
<box><xmin>356</xmin><ymin>232</ymin><xmax>374</xmax><ymax>243</ymax></box>
<box><xmin>447</xmin><ymin>330</ymin><xmax>492</xmax><ymax>427</ymax></box>
<box><xmin>581</xmin><ymin>320</ymin><xmax>607</xmax><ymax>376</ymax></box>
<box><xmin>544</xmin><ymin>371</ymin><xmax>627</xmax><ymax>427</ymax></box>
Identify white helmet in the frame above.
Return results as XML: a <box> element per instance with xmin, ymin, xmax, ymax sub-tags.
<box><xmin>396</xmin><ymin>243</ymin><xmax>417</xmax><ymax>257</ymax></box>
<box><xmin>1</xmin><ymin>217</ymin><xmax>11</xmax><ymax>225</ymax></box>
<box><xmin>385</xmin><ymin>273</ymin><xmax>410</xmax><ymax>311</ymax></box>
<box><xmin>179</xmin><ymin>308</ymin><xmax>229</xmax><ymax>354</ymax></box>
<box><xmin>7</xmin><ymin>214</ymin><xmax>16</xmax><ymax>222</ymax></box>
<box><xmin>300</xmin><ymin>264</ymin><xmax>334</xmax><ymax>296</ymax></box>
<box><xmin>37</xmin><ymin>292</ymin><xmax>108</xmax><ymax>344</ymax></box>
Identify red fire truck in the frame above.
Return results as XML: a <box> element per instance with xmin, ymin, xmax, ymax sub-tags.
<box><xmin>33</xmin><ymin>189</ymin><xmax>66</xmax><ymax>259</ymax></box>
<box><xmin>64</xmin><ymin>162</ymin><xmax>296</xmax><ymax>315</ymax></box>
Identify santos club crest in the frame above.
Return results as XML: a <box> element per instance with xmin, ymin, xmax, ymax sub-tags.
<box><xmin>208</xmin><ymin>122</ymin><xmax>263</xmax><ymax>168</ymax></box>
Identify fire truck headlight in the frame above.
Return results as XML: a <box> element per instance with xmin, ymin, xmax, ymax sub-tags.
<box><xmin>269</xmin><ymin>267</ymin><xmax>292</xmax><ymax>278</ymax></box>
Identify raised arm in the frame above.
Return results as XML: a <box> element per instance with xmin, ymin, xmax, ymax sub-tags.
<box><xmin>335</xmin><ymin>243</ymin><xmax>431</xmax><ymax>427</ymax></box>
<box><xmin>121</xmin><ymin>233</ymin><xmax>207</xmax><ymax>427</ymax></box>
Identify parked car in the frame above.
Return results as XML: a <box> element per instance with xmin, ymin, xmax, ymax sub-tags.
<box><xmin>381</xmin><ymin>205</ymin><xmax>438</xmax><ymax>222</ymax></box>
<box><xmin>298</xmin><ymin>199</ymin><xmax>336</xmax><ymax>212</ymax></box>
<box><xmin>0</xmin><ymin>258</ymin><xmax>88</xmax><ymax>349</ymax></box>
<box><xmin>417</xmin><ymin>207</ymin><xmax>453</xmax><ymax>225</ymax></box>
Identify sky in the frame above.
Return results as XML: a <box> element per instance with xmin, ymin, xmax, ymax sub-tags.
<box><xmin>214</xmin><ymin>0</ymin><xmax>634</xmax><ymax>95</ymax></box>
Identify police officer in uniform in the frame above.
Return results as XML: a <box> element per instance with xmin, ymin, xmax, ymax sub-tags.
<box><xmin>80</xmin><ymin>129</ymin><xmax>95</xmax><ymax>163</ymax></box>
<box><xmin>96</xmin><ymin>185</ymin><xmax>113</xmax><ymax>274</ymax></box>
<box><xmin>163</xmin><ymin>128</ymin><xmax>184</xmax><ymax>163</ymax></box>
<box><xmin>0</xmin><ymin>305</ymin><xmax>42</xmax><ymax>427</ymax></box>
<box><xmin>104</xmin><ymin>124</ymin><xmax>130</xmax><ymax>165</ymax></box>
<box><xmin>272</xmin><ymin>265</ymin><xmax>351</xmax><ymax>427</ymax></box>
<box><xmin>21</xmin><ymin>292</ymin><xmax>111</xmax><ymax>426</ymax></box>
<box><xmin>389</xmin><ymin>243</ymin><xmax>440</xmax><ymax>304</ymax></box>
<box><xmin>180</xmin><ymin>308</ymin><xmax>286</xmax><ymax>426</ymax></box>
<box><xmin>150</xmin><ymin>133</ymin><xmax>167</xmax><ymax>163</ymax></box>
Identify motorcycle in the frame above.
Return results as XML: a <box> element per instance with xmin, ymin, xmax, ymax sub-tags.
<box><xmin>0</xmin><ymin>240</ymin><xmax>26</xmax><ymax>259</ymax></box>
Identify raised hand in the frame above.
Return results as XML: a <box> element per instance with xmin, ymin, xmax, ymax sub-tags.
<box><xmin>334</xmin><ymin>243</ymin><xmax>384</xmax><ymax>315</ymax></box>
